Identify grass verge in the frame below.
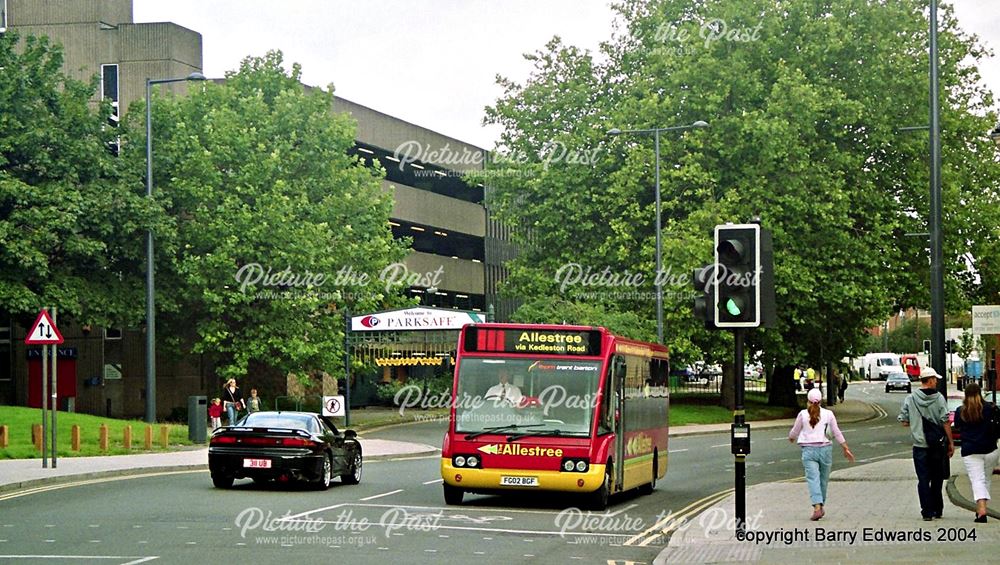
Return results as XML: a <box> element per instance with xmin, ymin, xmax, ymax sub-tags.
<box><xmin>0</xmin><ymin>406</ymin><xmax>195</xmax><ymax>459</ymax></box>
<box><xmin>671</xmin><ymin>394</ymin><xmax>799</xmax><ymax>426</ymax></box>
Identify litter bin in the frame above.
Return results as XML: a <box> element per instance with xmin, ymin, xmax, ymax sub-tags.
<box><xmin>188</xmin><ymin>395</ymin><xmax>207</xmax><ymax>443</ymax></box>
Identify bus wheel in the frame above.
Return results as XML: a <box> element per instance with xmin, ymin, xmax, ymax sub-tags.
<box><xmin>638</xmin><ymin>453</ymin><xmax>656</xmax><ymax>495</ymax></box>
<box><xmin>443</xmin><ymin>483</ymin><xmax>464</xmax><ymax>505</ymax></box>
<box><xmin>588</xmin><ymin>464</ymin><xmax>611</xmax><ymax>510</ymax></box>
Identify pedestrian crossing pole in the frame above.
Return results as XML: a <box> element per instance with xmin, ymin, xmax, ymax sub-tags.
<box><xmin>732</xmin><ymin>328</ymin><xmax>749</xmax><ymax>537</ymax></box>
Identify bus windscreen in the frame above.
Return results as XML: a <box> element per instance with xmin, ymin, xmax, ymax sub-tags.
<box><xmin>454</xmin><ymin>357</ymin><xmax>601</xmax><ymax>436</ymax></box>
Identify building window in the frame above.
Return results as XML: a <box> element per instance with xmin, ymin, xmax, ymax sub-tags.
<box><xmin>101</xmin><ymin>64</ymin><xmax>120</xmax><ymax>154</ymax></box>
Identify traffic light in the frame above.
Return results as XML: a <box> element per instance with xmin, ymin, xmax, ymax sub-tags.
<box><xmin>713</xmin><ymin>224</ymin><xmax>776</xmax><ymax>328</ymax></box>
<box><xmin>923</xmin><ymin>339</ymin><xmax>931</xmax><ymax>354</ymax></box>
<box><xmin>692</xmin><ymin>264</ymin><xmax>718</xmax><ymax>328</ymax></box>
<box><xmin>945</xmin><ymin>339</ymin><xmax>956</xmax><ymax>354</ymax></box>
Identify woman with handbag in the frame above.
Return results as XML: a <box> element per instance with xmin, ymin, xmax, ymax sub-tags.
<box><xmin>954</xmin><ymin>382</ymin><xmax>999</xmax><ymax>523</ymax></box>
<box><xmin>788</xmin><ymin>388</ymin><xmax>855</xmax><ymax>521</ymax></box>
<box><xmin>222</xmin><ymin>379</ymin><xmax>244</xmax><ymax>425</ymax></box>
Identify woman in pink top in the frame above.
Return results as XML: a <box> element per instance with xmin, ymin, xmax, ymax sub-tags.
<box><xmin>788</xmin><ymin>388</ymin><xmax>855</xmax><ymax>520</ymax></box>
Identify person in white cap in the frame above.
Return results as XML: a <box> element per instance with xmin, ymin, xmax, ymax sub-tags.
<box><xmin>898</xmin><ymin>367</ymin><xmax>954</xmax><ymax>521</ymax></box>
<box><xmin>788</xmin><ymin>388</ymin><xmax>855</xmax><ymax>520</ymax></box>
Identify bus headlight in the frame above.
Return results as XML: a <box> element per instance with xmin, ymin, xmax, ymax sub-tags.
<box><xmin>575</xmin><ymin>460</ymin><xmax>588</xmax><ymax>472</ymax></box>
<box><xmin>561</xmin><ymin>458</ymin><xmax>589</xmax><ymax>473</ymax></box>
<box><xmin>454</xmin><ymin>455</ymin><xmax>466</xmax><ymax>467</ymax></box>
<box><xmin>563</xmin><ymin>460</ymin><xmax>575</xmax><ymax>472</ymax></box>
<box><xmin>466</xmin><ymin>456</ymin><xmax>479</xmax><ymax>468</ymax></box>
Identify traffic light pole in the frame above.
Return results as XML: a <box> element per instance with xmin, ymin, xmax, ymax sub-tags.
<box><xmin>734</xmin><ymin>328</ymin><xmax>746</xmax><ymax>536</ymax></box>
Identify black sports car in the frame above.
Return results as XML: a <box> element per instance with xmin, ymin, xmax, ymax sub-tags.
<box><xmin>208</xmin><ymin>411</ymin><xmax>362</xmax><ymax>489</ymax></box>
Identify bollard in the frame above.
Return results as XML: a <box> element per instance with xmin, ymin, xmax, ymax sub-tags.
<box><xmin>160</xmin><ymin>425</ymin><xmax>169</xmax><ymax>449</ymax></box>
<box><xmin>123</xmin><ymin>425</ymin><xmax>132</xmax><ymax>450</ymax></box>
<box><xmin>144</xmin><ymin>425</ymin><xmax>153</xmax><ymax>450</ymax></box>
<box><xmin>71</xmin><ymin>425</ymin><xmax>81</xmax><ymax>451</ymax></box>
<box><xmin>99</xmin><ymin>424</ymin><xmax>109</xmax><ymax>451</ymax></box>
<box><xmin>32</xmin><ymin>424</ymin><xmax>42</xmax><ymax>451</ymax></box>
<box><xmin>0</xmin><ymin>425</ymin><xmax>8</xmax><ymax>449</ymax></box>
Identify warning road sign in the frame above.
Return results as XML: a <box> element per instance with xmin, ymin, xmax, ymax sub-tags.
<box><xmin>25</xmin><ymin>309</ymin><xmax>64</xmax><ymax>345</ymax></box>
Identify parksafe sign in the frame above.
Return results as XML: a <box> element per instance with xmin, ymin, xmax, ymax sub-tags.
<box><xmin>972</xmin><ymin>305</ymin><xmax>1000</xmax><ymax>335</ymax></box>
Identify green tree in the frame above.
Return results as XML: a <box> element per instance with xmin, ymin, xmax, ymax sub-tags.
<box><xmin>119</xmin><ymin>51</ymin><xmax>409</xmax><ymax>380</ymax></box>
<box><xmin>0</xmin><ymin>32</ymin><xmax>150</xmax><ymax>326</ymax></box>
<box><xmin>480</xmin><ymin>0</ymin><xmax>1000</xmax><ymax>406</ymax></box>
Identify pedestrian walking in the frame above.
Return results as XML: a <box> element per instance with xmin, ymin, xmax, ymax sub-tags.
<box><xmin>953</xmin><ymin>382</ymin><xmax>999</xmax><ymax>523</ymax></box>
<box><xmin>788</xmin><ymin>388</ymin><xmax>855</xmax><ymax>520</ymax></box>
<box><xmin>208</xmin><ymin>398</ymin><xmax>223</xmax><ymax>431</ymax></box>
<box><xmin>838</xmin><ymin>373</ymin><xmax>848</xmax><ymax>403</ymax></box>
<box><xmin>246</xmin><ymin>388</ymin><xmax>262</xmax><ymax>414</ymax></box>
<box><xmin>898</xmin><ymin>367</ymin><xmax>954</xmax><ymax>521</ymax></box>
<box><xmin>222</xmin><ymin>378</ymin><xmax>244</xmax><ymax>425</ymax></box>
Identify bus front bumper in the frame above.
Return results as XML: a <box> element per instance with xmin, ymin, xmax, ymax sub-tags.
<box><xmin>440</xmin><ymin>459</ymin><xmax>607</xmax><ymax>493</ymax></box>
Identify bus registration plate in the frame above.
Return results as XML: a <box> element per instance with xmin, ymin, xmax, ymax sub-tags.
<box><xmin>243</xmin><ymin>458</ymin><xmax>272</xmax><ymax>468</ymax></box>
<box><xmin>500</xmin><ymin>476</ymin><xmax>538</xmax><ymax>487</ymax></box>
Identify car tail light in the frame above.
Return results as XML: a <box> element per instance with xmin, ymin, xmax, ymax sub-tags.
<box><xmin>210</xmin><ymin>436</ymin><xmax>237</xmax><ymax>445</ymax></box>
<box><xmin>280</xmin><ymin>437</ymin><xmax>317</xmax><ymax>447</ymax></box>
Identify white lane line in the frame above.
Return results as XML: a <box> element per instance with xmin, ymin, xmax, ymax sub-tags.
<box><xmin>668</xmin><ymin>448</ymin><xmax>688</xmax><ymax>453</ymax></box>
<box><xmin>605</xmin><ymin>503</ymin><xmax>638</xmax><ymax>517</ymax></box>
<box><xmin>870</xmin><ymin>425</ymin><xmax>887</xmax><ymax>430</ymax></box>
<box><xmin>423</xmin><ymin>478</ymin><xmax>444</xmax><ymax>485</ymax></box>
<box><xmin>359</xmin><ymin>489</ymin><xmax>404</xmax><ymax>501</ymax></box>
<box><xmin>710</xmin><ymin>443</ymin><xmax>728</xmax><ymax>448</ymax></box>
<box><xmin>771</xmin><ymin>437</ymin><xmax>788</xmax><ymax>441</ymax></box>
<box><xmin>120</xmin><ymin>559</ymin><xmax>160</xmax><ymax>565</ymax></box>
<box><xmin>0</xmin><ymin>557</ymin><xmax>157</xmax><ymax>561</ymax></box>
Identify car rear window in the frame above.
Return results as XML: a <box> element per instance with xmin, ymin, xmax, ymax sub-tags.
<box><xmin>241</xmin><ymin>413</ymin><xmax>314</xmax><ymax>430</ymax></box>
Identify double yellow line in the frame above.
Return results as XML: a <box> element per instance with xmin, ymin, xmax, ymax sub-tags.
<box><xmin>623</xmin><ymin>488</ymin><xmax>735</xmax><ymax>547</ymax></box>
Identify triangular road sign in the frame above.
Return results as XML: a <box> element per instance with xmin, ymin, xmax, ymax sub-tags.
<box><xmin>25</xmin><ymin>309</ymin><xmax>64</xmax><ymax>345</ymax></box>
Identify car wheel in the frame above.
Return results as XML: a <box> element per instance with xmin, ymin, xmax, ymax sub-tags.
<box><xmin>212</xmin><ymin>474</ymin><xmax>234</xmax><ymax>489</ymax></box>
<box><xmin>443</xmin><ymin>483</ymin><xmax>464</xmax><ymax>505</ymax></box>
<box><xmin>885</xmin><ymin>387</ymin><xmax>889</xmax><ymax>393</ymax></box>
<box><xmin>341</xmin><ymin>447</ymin><xmax>363</xmax><ymax>485</ymax></box>
<box><xmin>588</xmin><ymin>463</ymin><xmax>612</xmax><ymax>511</ymax></box>
<box><xmin>320</xmin><ymin>454</ymin><xmax>334</xmax><ymax>490</ymax></box>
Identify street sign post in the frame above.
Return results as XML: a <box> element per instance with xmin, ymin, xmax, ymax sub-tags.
<box><xmin>25</xmin><ymin>308</ymin><xmax>64</xmax><ymax>469</ymax></box>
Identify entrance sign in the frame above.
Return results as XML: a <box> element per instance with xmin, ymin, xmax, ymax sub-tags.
<box><xmin>972</xmin><ymin>305</ymin><xmax>1000</xmax><ymax>335</ymax></box>
<box><xmin>351</xmin><ymin>307</ymin><xmax>483</xmax><ymax>332</ymax></box>
<box><xmin>323</xmin><ymin>395</ymin><xmax>345</xmax><ymax>417</ymax></box>
<box><xmin>25</xmin><ymin>309</ymin><xmax>64</xmax><ymax>345</ymax></box>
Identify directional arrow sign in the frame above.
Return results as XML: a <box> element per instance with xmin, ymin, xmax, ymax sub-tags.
<box><xmin>25</xmin><ymin>309</ymin><xmax>64</xmax><ymax>345</ymax></box>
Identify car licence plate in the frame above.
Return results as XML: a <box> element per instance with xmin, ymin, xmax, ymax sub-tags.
<box><xmin>243</xmin><ymin>458</ymin><xmax>272</xmax><ymax>469</ymax></box>
<box><xmin>500</xmin><ymin>476</ymin><xmax>538</xmax><ymax>487</ymax></box>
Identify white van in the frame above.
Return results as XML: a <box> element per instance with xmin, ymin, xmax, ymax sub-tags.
<box><xmin>863</xmin><ymin>353</ymin><xmax>902</xmax><ymax>381</ymax></box>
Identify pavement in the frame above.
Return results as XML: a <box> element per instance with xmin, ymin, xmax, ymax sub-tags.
<box><xmin>656</xmin><ymin>399</ymin><xmax>1000</xmax><ymax>564</ymax></box>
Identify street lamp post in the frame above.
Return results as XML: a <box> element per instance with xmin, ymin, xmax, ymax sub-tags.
<box><xmin>928</xmin><ymin>0</ymin><xmax>946</xmax><ymax>395</ymax></box>
<box><xmin>145</xmin><ymin>72</ymin><xmax>206</xmax><ymax>424</ymax></box>
<box><xmin>607</xmin><ymin>121</ymin><xmax>709</xmax><ymax>344</ymax></box>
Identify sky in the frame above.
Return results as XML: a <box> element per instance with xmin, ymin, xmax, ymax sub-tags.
<box><xmin>133</xmin><ymin>1</ymin><xmax>1000</xmax><ymax>150</ymax></box>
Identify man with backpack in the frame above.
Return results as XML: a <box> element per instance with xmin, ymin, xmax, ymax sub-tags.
<box><xmin>898</xmin><ymin>367</ymin><xmax>955</xmax><ymax>521</ymax></box>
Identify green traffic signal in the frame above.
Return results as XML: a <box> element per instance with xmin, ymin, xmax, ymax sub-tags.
<box><xmin>726</xmin><ymin>298</ymin><xmax>743</xmax><ymax>316</ymax></box>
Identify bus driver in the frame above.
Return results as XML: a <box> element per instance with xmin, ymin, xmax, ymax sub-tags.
<box><xmin>485</xmin><ymin>370</ymin><xmax>523</xmax><ymax>406</ymax></box>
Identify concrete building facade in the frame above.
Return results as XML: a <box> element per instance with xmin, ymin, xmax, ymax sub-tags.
<box><xmin>2</xmin><ymin>0</ymin><xmax>516</xmax><ymax>418</ymax></box>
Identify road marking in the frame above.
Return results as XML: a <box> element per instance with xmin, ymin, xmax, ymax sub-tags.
<box><xmin>606</xmin><ymin>503</ymin><xmax>639</xmax><ymax>517</ymax></box>
<box><xmin>0</xmin><ymin>557</ymin><xmax>158</xmax><ymax>562</ymax></box>
<box><xmin>359</xmin><ymin>489</ymin><xmax>404</xmax><ymax>501</ymax></box>
<box><xmin>422</xmin><ymin>478</ymin><xmax>444</xmax><ymax>485</ymax></box>
<box><xmin>709</xmin><ymin>443</ymin><xmax>728</xmax><ymax>448</ymax></box>
<box><xmin>0</xmin><ymin>470</ymin><xmax>204</xmax><ymax>502</ymax></box>
<box><xmin>667</xmin><ymin>449</ymin><xmax>687</xmax><ymax>453</ymax></box>
<box><xmin>623</xmin><ymin>488</ymin><xmax>734</xmax><ymax>547</ymax></box>
<box><xmin>857</xmin><ymin>450</ymin><xmax>911</xmax><ymax>463</ymax></box>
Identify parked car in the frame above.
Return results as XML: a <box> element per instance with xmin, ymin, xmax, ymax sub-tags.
<box><xmin>208</xmin><ymin>411</ymin><xmax>362</xmax><ymax>489</ymax></box>
<box><xmin>947</xmin><ymin>395</ymin><xmax>965</xmax><ymax>446</ymax></box>
<box><xmin>885</xmin><ymin>372</ymin><xmax>912</xmax><ymax>393</ymax></box>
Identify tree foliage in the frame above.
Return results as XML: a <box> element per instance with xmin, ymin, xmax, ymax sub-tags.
<box><xmin>0</xmin><ymin>31</ymin><xmax>149</xmax><ymax>327</ymax></box>
<box><xmin>119</xmin><ymin>51</ymin><xmax>408</xmax><ymax>379</ymax></box>
<box><xmin>480</xmin><ymin>0</ymin><xmax>1000</xmax><ymax>404</ymax></box>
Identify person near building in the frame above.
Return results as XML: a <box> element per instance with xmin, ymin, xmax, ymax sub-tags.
<box><xmin>898</xmin><ymin>367</ymin><xmax>954</xmax><ymax>521</ymax></box>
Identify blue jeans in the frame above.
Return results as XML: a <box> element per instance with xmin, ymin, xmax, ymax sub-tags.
<box><xmin>802</xmin><ymin>445</ymin><xmax>833</xmax><ymax>505</ymax></box>
<box><xmin>913</xmin><ymin>446</ymin><xmax>949</xmax><ymax>518</ymax></box>
<box><xmin>225</xmin><ymin>402</ymin><xmax>238</xmax><ymax>425</ymax></box>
